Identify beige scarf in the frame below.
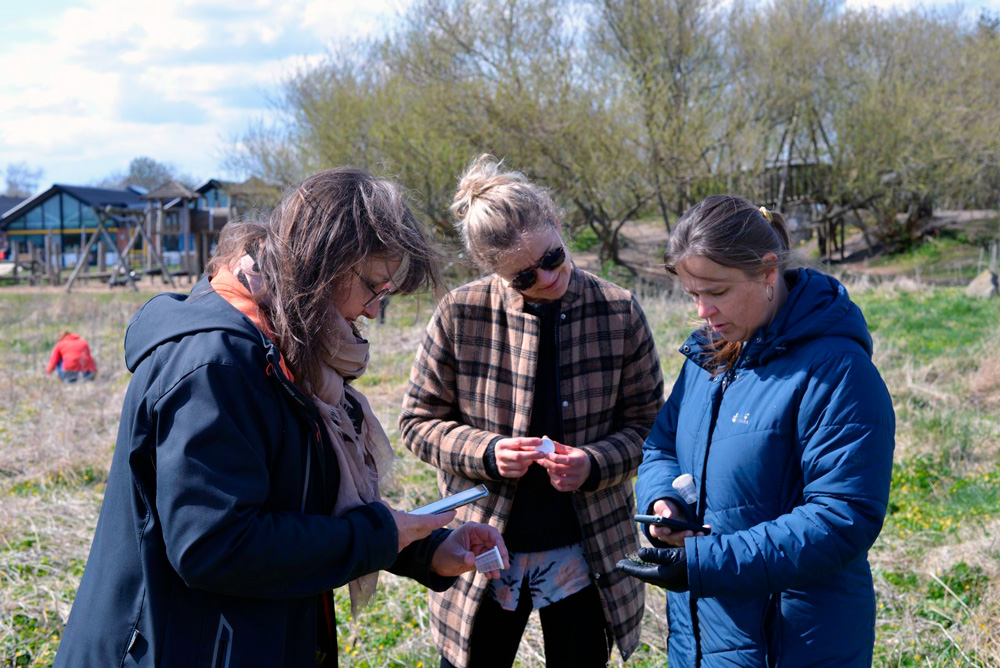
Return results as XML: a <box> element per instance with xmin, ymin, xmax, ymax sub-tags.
<box><xmin>311</xmin><ymin>315</ymin><xmax>395</xmax><ymax>616</ymax></box>
<box><xmin>213</xmin><ymin>255</ymin><xmax>394</xmax><ymax>616</ymax></box>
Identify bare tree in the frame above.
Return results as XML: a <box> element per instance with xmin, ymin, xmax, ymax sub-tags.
<box><xmin>4</xmin><ymin>162</ymin><xmax>44</xmax><ymax>198</ymax></box>
<box><xmin>594</xmin><ymin>0</ymin><xmax>727</xmax><ymax>232</ymax></box>
<box><xmin>97</xmin><ymin>157</ymin><xmax>194</xmax><ymax>191</ymax></box>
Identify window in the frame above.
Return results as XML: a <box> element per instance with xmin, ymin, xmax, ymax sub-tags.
<box><xmin>62</xmin><ymin>194</ymin><xmax>82</xmax><ymax>229</ymax></box>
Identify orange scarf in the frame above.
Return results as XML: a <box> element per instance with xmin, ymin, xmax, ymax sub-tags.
<box><xmin>210</xmin><ymin>262</ymin><xmax>293</xmax><ymax>380</ymax></box>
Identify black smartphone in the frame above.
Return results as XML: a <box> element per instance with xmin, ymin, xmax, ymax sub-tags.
<box><xmin>411</xmin><ymin>484</ymin><xmax>490</xmax><ymax>515</ymax></box>
<box><xmin>634</xmin><ymin>514</ymin><xmax>711</xmax><ymax>535</ymax></box>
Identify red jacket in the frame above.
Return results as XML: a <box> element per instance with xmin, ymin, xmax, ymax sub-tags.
<box><xmin>46</xmin><ymin>334</ymin><xmax>97</xmax><ymax>374</ymax></box>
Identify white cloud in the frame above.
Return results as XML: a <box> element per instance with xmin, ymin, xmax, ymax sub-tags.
<box><xmin>0</xmin><ymin>0</ymin><xmax>410</xmax><ymax>188</ymax></box>
<box><xmin>4</xmin><ymin>0</ymin><xmax>992</xmax><ymax>191</ymax></box>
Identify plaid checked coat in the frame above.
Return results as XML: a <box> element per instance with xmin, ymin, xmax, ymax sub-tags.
<box><xmin>400</xmin><ymin>265</ymin><xmax>664</xmax><ymax>666</ymax></box>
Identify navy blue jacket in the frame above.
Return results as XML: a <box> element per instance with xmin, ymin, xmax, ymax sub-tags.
<box><xmin>56</xmin><ymin>279</ymin><xmax>452</xmax><ymax>667</ymax></box>
<box><xmin>637</xmin><ymin>268</ymin><xmax>895</xmax><ymax>667</ymax></box>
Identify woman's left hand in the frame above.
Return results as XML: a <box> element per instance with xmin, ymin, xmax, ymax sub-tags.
<box><xmin>537</xmin><ymin>442</ymin><xmax>592</xmax><ymax>492</ymax></box>
<box><xmin>430</xmin><ymin>522</ymin><xmax>508</xmax><ymax>579</ymax></box>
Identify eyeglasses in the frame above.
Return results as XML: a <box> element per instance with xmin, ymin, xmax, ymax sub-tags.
<box><xmin>508</xmin><ymin>246</ymin><xmax>566</xmax><ymax>291</ymax></box>
<box><xmin>354</xmin><ymin>270</ymin><xmax>395</xmax><ymax>308</ymax></box>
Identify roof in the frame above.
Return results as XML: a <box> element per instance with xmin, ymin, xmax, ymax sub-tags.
<box><xmin>142</xmin><ymin>180</ymin><xmax>199</xmax><ymax>200</ymax></box>
<box><xmin>0</xmin><ymin>196</ymin><xmax>25</xmax><ymax>216</ymax></box>
<box><xmin>195</xmin><ymin>178</ymin><xmax>237</xmax><ymax>194</ymax></box>
<box><xmin>56</xmin><ymin>184</ymin><xmax>146</xmax><ymax>210</ymax></box>
<box><xmin>0</xmin><ymin>184</ymin><xmax>146</xmax><ymax>228</ymax></box>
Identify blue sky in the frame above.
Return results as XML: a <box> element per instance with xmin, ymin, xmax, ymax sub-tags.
<box><xmin>1</xmin><ymin>0</ymin><xmax>997</xmax><ymax>192</ymax></box>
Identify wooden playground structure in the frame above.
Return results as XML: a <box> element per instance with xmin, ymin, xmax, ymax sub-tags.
<box><xmin>0</xmin><ymin>179</ymin><xmax>277</xmax><ymax>291</ymax></box>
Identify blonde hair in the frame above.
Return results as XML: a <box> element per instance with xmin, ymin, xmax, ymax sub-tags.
<box><xmin>450</xmin><ymin>154</ymin><xmax>560</xmax><ymax>268</ymax></box>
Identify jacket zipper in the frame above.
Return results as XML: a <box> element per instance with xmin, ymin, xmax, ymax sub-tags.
<box><xmin>692</xmin><ymin>364</ymin><xmax>737</xmax><ymax>666</ymax></box>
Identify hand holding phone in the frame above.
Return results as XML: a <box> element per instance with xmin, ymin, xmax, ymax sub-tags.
<box><xmin>411</xmin><ymin>484</ymin><xmax>490</xmax><ymax>515</ymax></box>
<box><xmin>634</xmin><ymin>514</ymin><xmax>711</xmax><ymax>535</ymax></box>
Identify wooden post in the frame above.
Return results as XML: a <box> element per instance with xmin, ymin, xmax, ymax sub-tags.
<box><xmin>54</xmin><ymin>233</ymin><xmax>62</xmax><ymax>285</ymax></box>
<box><xmin>156</xmin><ymin>202</ymin><xmax>164</xmax><ymax>270</ymax></box>
<box><xmin>32</xmin><ymin>246</ymin><xmax>42</xmax><ymax>286</ymax></box>
<box><xmin>98</xmin><ymin>239</ymin><xmax>107</xmax><ymax>273</ymax></box>
<box><xmin>44</xmin><ymin>231</ymin><xmax>55</xmax><ymax>285</ymax></box>
<box><xmin>182</xmin><ymin>206</ymin><xmax>192</xmax><ymax>283</ymax></box>
<box><xmin>144</xmin><ymin>202</ymin><xmax>153</xmax><ymax>274</ymax></box>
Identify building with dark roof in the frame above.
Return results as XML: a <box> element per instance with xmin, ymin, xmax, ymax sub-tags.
<box><xmin>0</xmin><ymin>184</ymin><xmax>147</xmax><ymax>263</ymax></box>
<box><xmin>0</xmin><ymin>177</ymin><xmax>279</xmax><ymax>283</ymax></box>
<box><xmin>0</xmin><ymin>196</ymin><xmax>25</xmax><ymax>217</ymax></box>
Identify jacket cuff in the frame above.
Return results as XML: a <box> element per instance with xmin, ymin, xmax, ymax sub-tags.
<box><xmin>579</xmin><ymin>453</ymin><xmax>601</xmax><ymax>492</ymax></box>
<box><xmin>344</xmin><ymin>502</ymin><xmax>399</xmax><ymax>574</ymax></box>
<box><xmin>389</xmin><ymin>528</ymin><xmax>457</xmax><ymax>592</ymax></box>
<box><xmin>686</xmin><ymin>535</ymin><xmax>702</xmax><ymax>596</ymax></box>
<box><xmin>483</xmin><ymin>436</ymin><xmax>503</xmax><ymax>480</ymax></box>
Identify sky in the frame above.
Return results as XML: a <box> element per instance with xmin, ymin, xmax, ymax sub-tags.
<box><xmin>1</xmin><ymin>0</ymin><xmax>998</xmax><ymax>194</ymax></box>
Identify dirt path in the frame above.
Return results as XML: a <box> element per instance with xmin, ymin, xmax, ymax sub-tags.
<box><xmin>572</xmin><ymin>219</ymin><xmax>674</xmax><ymax>286</ymax></box>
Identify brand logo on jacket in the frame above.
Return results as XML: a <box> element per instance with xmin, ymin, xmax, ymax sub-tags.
<box><xmin>731</xmin><ymin>412</ymin><xmax>750</xmax><ymax>424</ymax></box>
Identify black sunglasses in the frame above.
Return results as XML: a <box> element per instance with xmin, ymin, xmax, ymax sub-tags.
<box><xmin>509</xmin><ymin>246</ymin><xmax>566</xmax><ymax>291</ymax></box>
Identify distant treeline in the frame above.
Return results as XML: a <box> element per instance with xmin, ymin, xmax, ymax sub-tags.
<box><xmin>225</xmin><ymin>0</ymin><xmax>1000</xmax><ymax>261</ymax></box>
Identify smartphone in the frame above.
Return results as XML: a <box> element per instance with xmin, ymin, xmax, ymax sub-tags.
<box><xmin>634</xmin><ymin>514</ymin><xmax>711</xmax><ymax>535</ymax></box>
<box><xmin>410</xmin><ymin>484</ymin><xmax>490</xmax><ymax>515</ymax></box>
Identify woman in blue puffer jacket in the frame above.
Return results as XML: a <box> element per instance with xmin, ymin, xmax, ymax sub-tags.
<box><xmin>619</xmin><ymin>195</ymin><xmax>895</xmax><ymax>667</ymax></box>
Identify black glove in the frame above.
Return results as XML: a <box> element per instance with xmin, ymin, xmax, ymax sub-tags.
<box><xmin>616</xmin><ymin>546</ymin><xmax>689</xmax><ymax>592</ymax></box>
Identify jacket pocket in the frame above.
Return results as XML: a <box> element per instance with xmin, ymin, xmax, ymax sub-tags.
<box><xmin>212</xmin><ymin>614</ymin><xmax>233</xmax><ymax>668</ymax></box>
<box><xmin>122</xmin><ymin>628</ymin><xmax>148</xmax><ymax>667</ymax></box>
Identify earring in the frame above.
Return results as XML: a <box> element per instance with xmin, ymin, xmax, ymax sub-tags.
<box><xmin>766</xmin><ymin>283</ymin><xmax>774</xmax><ymax>302</ymax></box>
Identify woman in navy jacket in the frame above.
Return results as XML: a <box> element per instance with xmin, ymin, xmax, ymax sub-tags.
<box><xmin>55</xmin><ymin>168</ymin><xmax>505</xmax><ymax>667</ymax></box>
<box><xmin>619</xmin><ymin>195</ymin><xmax>895</xmax><ymax>667</ymax></box>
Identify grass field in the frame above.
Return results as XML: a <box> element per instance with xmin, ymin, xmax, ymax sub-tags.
<box><xmin>1</xmin><ymin>265</ymin><xmax>999</xmax><ymax>667</ymax></box>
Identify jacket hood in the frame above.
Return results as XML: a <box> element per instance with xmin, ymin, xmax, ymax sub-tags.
<box><xmin>748</xmin><ymin>267</ymin><xmax>872</xmax><ymax>366</ymax></box>
<box><xmin>683</xmin><ymin>267</ymin><xmax>873</xmax><ymax>369</ymax></box>
<box><xmin>124</xmin><ymin>277</ymin><xmax>269</xmax><ymax>373</ymax></box>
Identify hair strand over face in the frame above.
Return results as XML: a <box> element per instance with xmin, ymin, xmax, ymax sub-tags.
<box><xmin>208</xmin><ymin>167</ymin><xmax>440</xmax><ymax>393</ymax></box>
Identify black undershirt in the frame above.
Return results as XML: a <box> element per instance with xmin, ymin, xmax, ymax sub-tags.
<box><xmin>502</xmin><ymin>300</ymin><xmax>583</xmax><ymax>553</ymax></box>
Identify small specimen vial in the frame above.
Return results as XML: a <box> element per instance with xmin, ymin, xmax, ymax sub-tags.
<box><xmin>475</xmin><ymin>545</ymin><xmax>504</xmax><ymax>573</ymax></box>
<box><xmin>671</xmin><ymin>474</ymin><xmax>698</xmax><ymax>505</ymax></box>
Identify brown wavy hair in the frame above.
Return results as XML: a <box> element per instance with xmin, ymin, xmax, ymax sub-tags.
<box><xmin>208</xmin><ymin>167</ymin><xmax>439</xmax><ymax>392</ymax></box>
<box><xmin>665</xmin><ymin>195</ymin><xmax>793</xmax><ymax>374</ymax></box>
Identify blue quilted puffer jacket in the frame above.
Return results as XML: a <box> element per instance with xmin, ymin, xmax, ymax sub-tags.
<box><xmin>637</xmin><ymin>267</ymin><xmax>895</xmax><ymax>667</ymax></box>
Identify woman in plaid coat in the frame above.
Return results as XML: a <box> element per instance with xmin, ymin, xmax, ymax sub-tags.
<box><xmin>400</xmin><ymin>155</ymin><xmax>664</xmax><ymax>667</ymax></box>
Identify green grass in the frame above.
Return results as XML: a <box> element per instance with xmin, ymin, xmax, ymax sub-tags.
<box><xmin>854</xmin><ymin>287</ymin><xmax>1000</xmax><ymax>364</ymax></box>
<box><xmin>868</xmin><ymin>236</ymin><xmax>982</xmax><ymax>279</ymax></box>
<box><xmin>884</xmin><ymin>457</ymin><xmax>1000</xmax><ymax>540</ymax></box>
<box><xmin>876</xmin><ymin>561</ymin><xmax>994</xmax><ymax>666</ymax></box>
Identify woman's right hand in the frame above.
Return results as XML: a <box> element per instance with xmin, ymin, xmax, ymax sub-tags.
<box><xmin>649</xmin><ymin>499</ymin><xmax>704</xmax><ymax>546</ymax></box>
<box><xmin>494</xmin><ymin>437</ymin><xmax>546</xmax><ymax>478</ymax></box>
<box><xmin>386</xmin><ymin>506</ymin><xmax>457</xmax><ymax>552</ymax></box>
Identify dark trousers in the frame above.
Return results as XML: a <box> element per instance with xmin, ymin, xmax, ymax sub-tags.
<box><xmin>440</xmin><ymin>582</ymin><xmax>612</xmax><ymax>668</ymax></box>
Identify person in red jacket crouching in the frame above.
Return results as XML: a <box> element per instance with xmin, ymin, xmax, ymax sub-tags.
<box><xmin>45</xmin><ymin>331</ymin><xmax>97</xmax><ymax>382</ymax></box>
